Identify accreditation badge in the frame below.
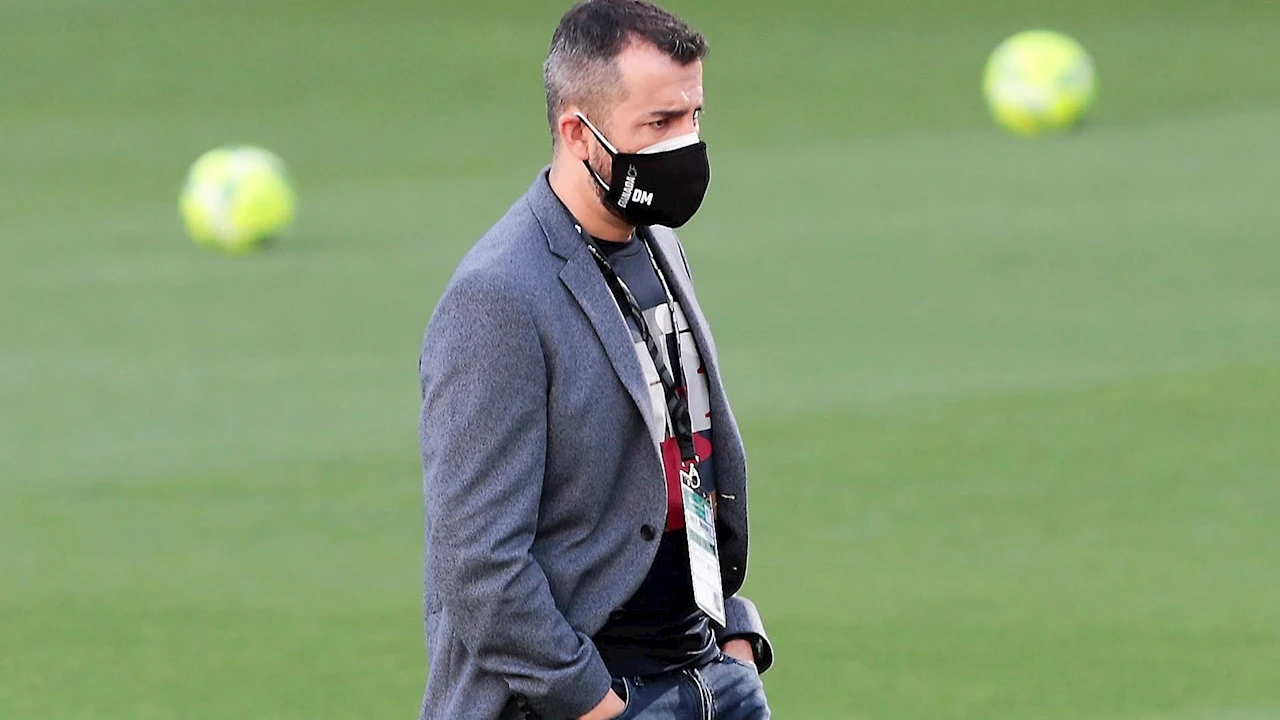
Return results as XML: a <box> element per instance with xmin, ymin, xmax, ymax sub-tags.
<box><xmin>680</xmin><ymin>463</ymin><xmax>727</xmax><ymax>626</ymax></box>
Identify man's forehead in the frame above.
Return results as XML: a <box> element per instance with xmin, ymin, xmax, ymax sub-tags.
<box><xmin>615</xmin><ymin>41</ymin><xmax>704</xmax><ymax>108</ymax></box>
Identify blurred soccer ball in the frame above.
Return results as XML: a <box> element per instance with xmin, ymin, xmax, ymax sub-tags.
<box><xmin>983</xmin><ymin>30</ymin><xmax>1097</xmax><ymax>137</ymax></box>
<box><xmin>180</xmin><ymin>146</ymin><xmax>296</xmax><ymax>253</ymax></box>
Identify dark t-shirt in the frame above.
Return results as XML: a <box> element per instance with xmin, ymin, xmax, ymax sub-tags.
<box><xmin>590</xmin><ymin>235</ymin><xmax>719</xmax><ymax>677</ymax></box>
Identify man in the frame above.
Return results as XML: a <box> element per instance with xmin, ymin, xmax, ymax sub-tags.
<box><xmin>418</xmin><ymin>2</ymin><xmax>772</xmax><ymax>718</ymax></box>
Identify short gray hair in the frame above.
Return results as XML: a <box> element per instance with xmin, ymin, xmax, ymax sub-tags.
<box><xmin>543</xmin><ymin>0</ymin><xmax>708</xmax><ymax>146</ymax></box>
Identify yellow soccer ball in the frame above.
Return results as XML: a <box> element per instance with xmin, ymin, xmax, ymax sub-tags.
<box><xmin>180</xmin><ymin>146</ymin><xmax>296</xmax><ymax>253</ymax></box>
<box><xmin>983</xmin><ymin>30</ymin><xmax>1097</xmax><ymax>137</ymax></box>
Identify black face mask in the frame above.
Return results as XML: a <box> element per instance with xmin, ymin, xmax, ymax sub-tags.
<box><xmin>576</xmin><ymin>112</ymin><xmax>711</xmax><ymax>228</ymax></box>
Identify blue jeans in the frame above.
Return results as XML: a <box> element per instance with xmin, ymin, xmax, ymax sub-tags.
<box><xmin>610</xmin><ymin>652</ymin><xmax>771</xmax><ymax>720</ymax></box>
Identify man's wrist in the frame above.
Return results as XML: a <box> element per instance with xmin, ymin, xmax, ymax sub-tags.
<box><xmin>720</xmin><ymin>633</ymin><xmax>765</xmax><ymax>664</ymax></box>
<box><xmin>577</xmin><ymin>687</ymin><xmax>625</xmax><ymax>720</ymax></box>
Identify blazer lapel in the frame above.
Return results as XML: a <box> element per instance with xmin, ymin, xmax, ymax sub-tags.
<box><xmin>558</xmin><ymin>253</ymin><xmax>664</xmax><ymax>445</ymax></box>
<box><xmin>526</xmin><ymin>173</ymin><xmax>664</xmax><ymax>446</ymax></box>
<box><xmin>644</xmin><ymin>227</ymin><xmax>748</xmax><ymax>497</ymax></box>
<box><xmin>644</xmin><ymin>227</ymin><xmax>722</xmax><ymax>392</ymax></box>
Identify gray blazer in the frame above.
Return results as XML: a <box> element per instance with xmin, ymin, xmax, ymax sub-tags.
<box><xmin>418</xmin><ymin>171</ymin><xmax>771</xmax><ymax>720</ymax></box>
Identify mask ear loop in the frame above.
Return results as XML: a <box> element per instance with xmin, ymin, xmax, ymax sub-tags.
<box><xmin>574</xmin><ymin>112</ymin><xmax>619</xmax><ymax>193</ymax></box>
<box><xmin>573</xmin><ymin>112</ymin><xmax>620</xmax><ymax>154</ymax></box>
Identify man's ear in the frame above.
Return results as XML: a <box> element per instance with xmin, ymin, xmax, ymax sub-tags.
<box><xmin>557</xmin><ymin>111</ymin><xmax>591</xmax><ymax>162</ymax></box>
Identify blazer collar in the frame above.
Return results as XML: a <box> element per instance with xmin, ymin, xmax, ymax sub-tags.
<box><xmin>526</xmin><ymin>168</ymin><xmax>589</xmax><ymax>262</ymax></box>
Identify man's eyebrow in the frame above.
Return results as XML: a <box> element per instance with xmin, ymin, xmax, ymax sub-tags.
<box><xmin>645</xmin><ymin>106</ymin><xmax>701</xmax><ymax>120</ymax></box>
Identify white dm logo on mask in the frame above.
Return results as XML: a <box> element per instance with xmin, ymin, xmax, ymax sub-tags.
<box><xmin>617</xmin><ymin>165</ymin><xmax>652</xmax><ymax>208</ymax></box>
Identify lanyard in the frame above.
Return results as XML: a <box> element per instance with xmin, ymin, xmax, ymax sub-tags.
<box><xmin>579</xmin><ymin>226</ymin><xmax>701</xmax><ymax>480</ymax></box>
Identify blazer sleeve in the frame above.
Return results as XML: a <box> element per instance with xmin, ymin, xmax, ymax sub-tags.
<box><xmin>419</xmin><ymin>271</ymin><xmax>612</xmax><ymax>719</ymax></box>
<box><xmin>716</xmin><ymin>594</ymin><xmax>775</xmax><ymax>673</ymax></box>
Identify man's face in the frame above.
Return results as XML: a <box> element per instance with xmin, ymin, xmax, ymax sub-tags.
<box><xmin>586</xmin><ymin>41</ymin><xmax>704</xmax><ymax>193</ymax></box>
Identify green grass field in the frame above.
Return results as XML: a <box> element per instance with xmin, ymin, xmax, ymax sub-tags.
<box><xmin>3</xmin><ymin>0</ymin><xmax>1279</xmax><ymax>718</ymax></box>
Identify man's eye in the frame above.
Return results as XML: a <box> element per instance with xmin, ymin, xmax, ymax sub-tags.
<box><xmin>651</xmin><ymin>119</ymin><xmax>667</xmax><ymax>129</ymax></box>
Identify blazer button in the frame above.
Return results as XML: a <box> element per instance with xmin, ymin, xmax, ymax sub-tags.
<box><xmin>640</xmin><ymin>524</ymin><xmax>657</xmax><ymax>541</ymax></box>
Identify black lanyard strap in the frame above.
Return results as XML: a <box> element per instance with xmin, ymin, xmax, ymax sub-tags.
<box><xmin>579</xmin><ymin>227</ymin><xmax>699</xmax><ymax>467</ymax></box>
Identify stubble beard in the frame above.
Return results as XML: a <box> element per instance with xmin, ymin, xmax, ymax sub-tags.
<box><xmin>587</xmin><ymin>145</ymin><xmax>628</xmax><ymax>223</ymax></box>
